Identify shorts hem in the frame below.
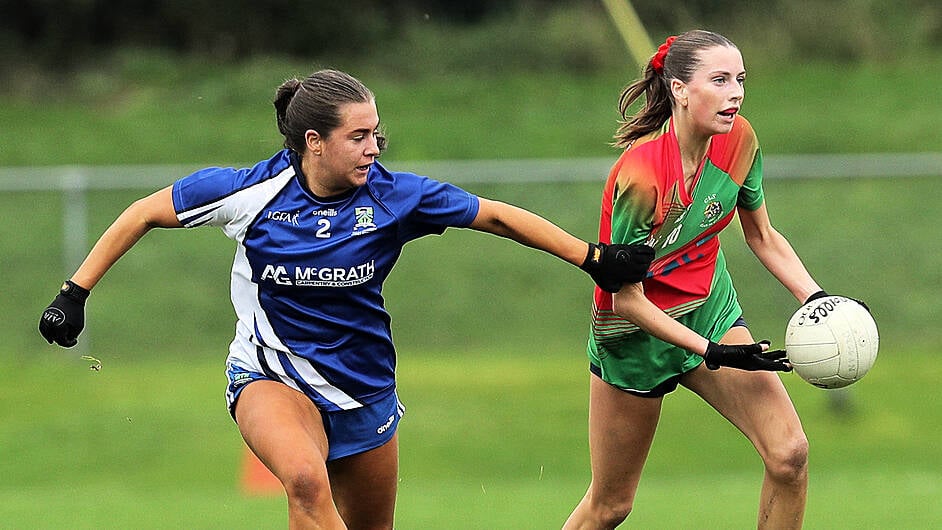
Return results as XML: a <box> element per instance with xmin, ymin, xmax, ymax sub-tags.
<box><xmin>589</xmin><ymin>363</ymin><xmax>687</xmax><ymax>398</ymax></box>
<box><xmin>326</xmin><ymin>425</ymin><xmax>398</xmax><ymax>462</ymax></box>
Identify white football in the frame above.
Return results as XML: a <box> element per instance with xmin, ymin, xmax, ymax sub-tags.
<box><xmin>785</xmin><ymin>295</ymin><xmax>878</xmax><ymax>389</ymax></box>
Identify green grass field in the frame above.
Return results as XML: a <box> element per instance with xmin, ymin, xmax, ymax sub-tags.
<box><xmin>2</xmin><ymin>348</ymin><xmax>940</xmax><ymax>528</ymax></box>
<box><xmin>3</xmin><ymin>54</ymin><xmax>941</xmax><ymax>166</ymax></box>
<box><xmin>3</xmin><ymin>176</ymin><xmax>941</xmax><ymax>528</ymax></box>
<box><xmin>2</xmin><ymin>27</ymin><xmax>942</xmax><ymax>527</ymax></box>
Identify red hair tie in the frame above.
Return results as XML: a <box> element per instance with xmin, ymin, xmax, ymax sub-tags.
<box><xmin>650</xmin><ymin>36</ymin><xmax>676</xmax><ymax>74</ymax></box>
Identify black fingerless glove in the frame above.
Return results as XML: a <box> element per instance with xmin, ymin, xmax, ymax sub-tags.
<box><xmin>580</xmin><ymin>242</ymin><xmax>655</xmax><ymax>293</ymax></box>
<box><xmin>703</xmin><ymin>340</ymin><xmax>792</xmax><ymax>372</ymax></box>
<box><xmin>39</xmin><ymin>280</ymin><xmax>90</xmax><ymax>348</ymax></box>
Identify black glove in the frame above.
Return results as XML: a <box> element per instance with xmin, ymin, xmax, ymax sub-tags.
<box><xmin>580</xmin><ymin>242</ymin><xmax>655</xmax><ymax>293</ymax></box>
<box><xmin>805</xmin><ymin>290</ymin><xmax>869</xmax><ymax>312</ymax></box>
<box><xmin>39</xmin><ymin>280</ymin><xmax>90</xmax><ymax>348</ymax></box>
<box><xmin>703</xmin><ymin>340</ymin><xmax>792</xmax><ymax>372</ymax></box>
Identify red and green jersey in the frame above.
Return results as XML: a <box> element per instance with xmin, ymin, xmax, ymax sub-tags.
<box><xmin>591</xmin><ymin>115</ymin><xmax>764</xmax><ymax>337</ymax></box>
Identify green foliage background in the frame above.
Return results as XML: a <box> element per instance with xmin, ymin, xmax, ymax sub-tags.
<box><xmin>2</xmin><ymin>3</ymin><xmax>941</xmax><ymax>528</ymax></box>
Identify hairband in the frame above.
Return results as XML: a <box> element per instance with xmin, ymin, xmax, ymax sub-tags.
<box><xmin>650</xmin><ymin>36</ymin><xmax>676</xmax><ymax>74</ymax></box>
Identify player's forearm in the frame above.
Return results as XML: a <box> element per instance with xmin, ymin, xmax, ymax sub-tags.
<box><xmin>70</xmin><ymin>209</ymin><xmax>155</xmax><ymax>290</ymax></box>
<box><xmin>612</xmin><ymin>283</ymin><xmax>710</xmax><ymax>355</ymax></box>
<box><xmin>470</xmin><ymin>198</ymin><xmax>587</xmax><ymax>266</ymax></box>
<box><xmin>746</xmin><ymin>228</ymin><xmax>820</xmax><ymax>303</ymax></box>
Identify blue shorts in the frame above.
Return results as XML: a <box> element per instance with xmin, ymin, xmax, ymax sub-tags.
<box><xmin>321</xmin><ymin>389</ymin><xmax>405</xmax><ymax>461</ymax></box>
<box><xmin>226</xmin><ymin>364</ymin><xmax>405</xmax><ymax>461</ymax></box>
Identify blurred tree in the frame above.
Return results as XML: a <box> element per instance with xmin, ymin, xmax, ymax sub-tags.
<box><xmin>0</xmin><ymin>0</ymin><xmax>529</xmax><ymax>67</ymax></box>
<box><xmin>0</xmin><ymin>0</ymin><xmax>938</xmax><ymax>69</ymax></box>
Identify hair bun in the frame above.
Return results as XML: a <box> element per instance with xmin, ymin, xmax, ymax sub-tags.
<box><xmin>274</xmin><ymin>78</ymin><xmax>302</xmax><ymax>134</ymax></box>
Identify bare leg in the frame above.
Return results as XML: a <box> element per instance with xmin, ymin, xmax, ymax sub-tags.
<box><xmin>235</xmin><ymin>380</ymin><xmax>346</xmax><ymax>530</ymax></box>
<box><xmin>328</xmin><ymin>434</ymin><xmax>399</xmax><ymax>530</ymax></box>
<box><xmin>564</xmin><ymin>374</ymin><xmax>662</xmax><ymax>529</ymax></box>
<box><xmin>682</xmin><ymin>326</ymin><xmax>808</xmax><ymax>529</ymax></box>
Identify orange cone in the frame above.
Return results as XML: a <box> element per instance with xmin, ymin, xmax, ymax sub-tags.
<box><xmin>241</xmin><ymin>445</ymin><xmax>283</xmax><ymax>496</ymax></box>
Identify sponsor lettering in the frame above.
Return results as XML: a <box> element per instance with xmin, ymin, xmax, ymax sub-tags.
<box><xmin>260</xmin><ymin>260</ymin><xmax>375</xmax><ymax>287</ymax></box>
<box><xmin>260</xmin><ymin>264</ymin><xmax>292</xmax><ymax>285</ymax></box>
<box><xmin>231</xmin><ymin>372</ymin><xmax>253</xmax><ymax>388</ymax></box>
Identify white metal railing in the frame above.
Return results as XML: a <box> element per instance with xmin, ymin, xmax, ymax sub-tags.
<box><xmin>8</xmin><ymin>154</ymin><xmax>938</xmax><ymax>359</ymax></box>
<box><xmin>4</xmin><ymin>152</ymin><xmax>940</xmax><ymax>273</ymax></box>
<box><xmin>1</xmin><ymin>152</ymin><xmax>941</xmax><ymax>192</ymax></box>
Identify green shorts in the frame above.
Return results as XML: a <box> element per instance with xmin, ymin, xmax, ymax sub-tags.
<box><xmin>587</xmin><ymin>271</ymin><xmax>742</xmax><ymax>395</ymax></box>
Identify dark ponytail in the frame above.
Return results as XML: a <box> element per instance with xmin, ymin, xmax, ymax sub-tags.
<box><xmin>274</xmin><ymin>78</ymin><xmax>303</xmax><ymax>147</ymax></box>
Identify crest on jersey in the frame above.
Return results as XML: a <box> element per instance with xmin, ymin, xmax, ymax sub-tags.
<box><xmin>700</xmin><ymin>200</ymin><xmax>724</xmax><ymax>228</ymax></box>
<box><xmin>352</xmin><ymin>206</ymin><xmax>377</xmax><ymax>236</ymax></box>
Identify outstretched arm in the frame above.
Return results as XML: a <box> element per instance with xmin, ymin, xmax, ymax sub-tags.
<box><xmin>39</xmin><ymin>186</ymin><xmax>181</xmax><ymax>347</ymax></box>
<box><xmin>467</xmin><ymin>198</ymin><xmax>654</xmax><ymax>291</ymax></box>
<box><xmin>468</xmin><ymin>197</ymin><xmax>589</xmax><ymax>266</ymax></box>
<box><xmin>71</xmin><ymin>185</ymin><xmax>182</xmax><ymax>290</ymax></box>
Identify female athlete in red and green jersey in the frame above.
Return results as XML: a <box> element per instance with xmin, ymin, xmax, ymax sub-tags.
<box><xmin>565</xmin><ymin>30</ymin><xmax>848</xmax><ymax>530</ymax></box>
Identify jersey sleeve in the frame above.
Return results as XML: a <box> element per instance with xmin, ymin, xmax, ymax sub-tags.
<box><xmin>172</xmin><ymin>166</ymin><xmax>239</xmax><ymax>227</ymax></box>
<box><xmin>369</xmin><ymin>165</ymin><xmax>480</xmax><ymax>243</ymax></box>
<box><xmin>737</xmin><ymin>147</ymin><xmax>765</xmax><ymax>211</ymax></box>
<box><xmin>400</xmin><ymin>177</ymin><xmax>480</xmax><ymax>241</ymax></box>
<box><xmin>172</xmin><ymin>151</ymin><xmax>294</xmax><ymax>238</ymax></box>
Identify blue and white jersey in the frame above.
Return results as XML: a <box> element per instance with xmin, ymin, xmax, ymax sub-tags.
<box><xmin>172</xmin><ymin>150</ymin><xmax>479</xmax><ymax>412</ymax></box>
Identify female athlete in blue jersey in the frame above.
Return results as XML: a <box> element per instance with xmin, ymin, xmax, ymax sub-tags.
<box><xmin>39</xmin><ymin>69</ymin><xmax>653</xmax><ymax>529</ymax></box>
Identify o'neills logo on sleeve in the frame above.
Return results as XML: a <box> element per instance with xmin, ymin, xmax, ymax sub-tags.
<box><xmin>260</xmin><ymin>260</ymin><xmax>375</xmax><ymax>287</ymax></box>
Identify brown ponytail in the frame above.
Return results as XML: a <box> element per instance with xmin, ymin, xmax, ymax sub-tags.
<box><xmin>274</xmin><ymin>78</ymin><xmax>303</xmax><ymax>143</ymax></box>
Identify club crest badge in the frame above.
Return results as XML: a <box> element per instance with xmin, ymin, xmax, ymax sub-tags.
<box><xmin>352</xmin><ymin>206</ymin><xmax>377</xmax><ymax>236</ymax></box>
<box><xmin>700</xmin><ymin>199</ymin><xmax>724</xmax><ymax>228</ymax></box>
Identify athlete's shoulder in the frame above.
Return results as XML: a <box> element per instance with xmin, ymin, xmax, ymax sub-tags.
<box><xmin>366</xmin><ymin>160</ymin><xmax>413</xmax><ymax>185</ymax></box>
<box><xmin>625</xmin><ymin>119</ymin><xmax>673</xmax><ymax>155</ymax></box>
<box><xmin>365</xmin><ymin>161</ymin><xmax>422</xmax><ymax>197</ymax></box>
<box><xmin>365</xmin><ymin>161</ymin><xmax>478</xmax><ymax>231</ymax></box>
<box><xmin>177</xmin><ymin>150</ymin><xmax>293</xmax><ymax>192</ymax></box>
<box><xmin>729</xmin><ymin>114</ymin><xmax>758</xmax><ymax>145</ymax></box>
<box><xmin>366</xmin><ymin>161</ymin><xmax>470</xmax><ymax>200</ymax></box>
<box><xmin>708</xmin><ymin>115</ymin><xmax>759</xmax><ymax>183</ymax></box>
<box><xmin>714</xmin><ymin>115</ymin><xmax>758</xmax><ymax>153</ymax></box>
<box><xmin>230</xmin><ymin>149</ymin><xmax>295</xmax><ymax>188</ymax></box>
<box><xmin>173</xmin><ymin>150</ymin><xmax>295</xmax><ymax>217</ymax></box>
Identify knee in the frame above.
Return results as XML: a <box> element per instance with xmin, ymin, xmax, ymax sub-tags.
<box><xmin>601</xmin><ymin>503</ymin><xmax>632</xmax><ymax>528</ymax></box>
<box><xmin>764</xmin><ymin>433</ymin><xmax>809</xmax><ymax>485</ymax></box>
<box><xmin>587</xmin><ymin>495</ymin><xmax>633</xmax><ymax>529</ymax></box>
<box><xmin>281</xmin><ymin>464</ymin><xmax>333</xmax><ymax>508</ymax></box>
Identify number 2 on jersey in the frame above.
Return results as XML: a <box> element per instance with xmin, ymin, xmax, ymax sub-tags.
<box><xmin>316</xmin><ymin>218</ymin><xmax>331</xmax><ymax>238</ymax></box>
